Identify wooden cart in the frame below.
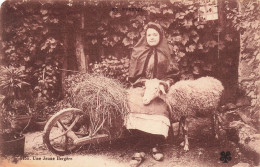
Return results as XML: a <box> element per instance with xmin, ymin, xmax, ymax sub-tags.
<box><xmin>43</xmin><ymin>108</ymin><xmax>125</xmax><ymax>155</ymax></box>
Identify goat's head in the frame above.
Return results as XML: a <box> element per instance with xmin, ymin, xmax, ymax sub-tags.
<box><xmin>142</xmin><ymin>79</ymin><xmax>169</xmax><ymax>105</ymax></box>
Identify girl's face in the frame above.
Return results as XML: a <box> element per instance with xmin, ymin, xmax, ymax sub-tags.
<box><xmin>146</xmin><ymin>28</ymin><xmax>160</xmax><ymax>46</ymax></box>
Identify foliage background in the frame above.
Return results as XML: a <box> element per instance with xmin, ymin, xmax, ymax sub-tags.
<box><xmin>0</xmin><ymin>0</ymin><xmax>258</xmax><ymax>105</ymax></box>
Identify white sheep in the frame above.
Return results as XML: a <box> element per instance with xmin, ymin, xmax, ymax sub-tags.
<box><xmin>137</xmin><ymin>76</ymin><xmax>224</xmax><ymax>151</ymax></box>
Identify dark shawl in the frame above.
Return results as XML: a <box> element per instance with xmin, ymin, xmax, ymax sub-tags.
<box><xmin>128</xmin><ymin>22</ymin><xmax>178</xmax><ymax>82</ymax></box>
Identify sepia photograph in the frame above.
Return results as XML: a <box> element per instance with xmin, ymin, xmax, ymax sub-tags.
<box><xmin>0</xmin><ymin>0</ymin><xmax>259</xmax><ymax>166</ymax></box>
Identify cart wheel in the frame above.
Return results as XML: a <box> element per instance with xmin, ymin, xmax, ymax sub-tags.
<box><xmin>43</xmin><ymin>108</ymin><xmax>89</xmax><ymax>155</ymax></box>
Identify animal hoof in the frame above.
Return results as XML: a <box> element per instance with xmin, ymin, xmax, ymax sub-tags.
<box><xmin>183</xmin><ymin>145</ymin><xmax>189</xmax><ymax>151</ymax></box>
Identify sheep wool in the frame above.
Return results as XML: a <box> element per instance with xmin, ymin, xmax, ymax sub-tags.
<box><xmin>166</xmin><ymin>76</ymin><xmax>224</xmax><ymax>122</ymax></box>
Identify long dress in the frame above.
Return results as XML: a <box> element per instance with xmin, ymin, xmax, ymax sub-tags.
<box><xmin>125</xmin><ymin>51</ymin><xmax>171</xmax><ymax>138</ymax></box>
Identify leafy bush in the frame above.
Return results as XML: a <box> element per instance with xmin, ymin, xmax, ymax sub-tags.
<box><xmin>30</xmin><ymin>97</ymin><xmax>49</xmax><ymax>120</ymax></box>
<box><xmin>0</xmin><ymin>99</ymin><xmax>31</xmax><ymax>134</ymax></box>
<box><xmin>0</xmin><ymin>66</ymin><xmax>30</xmax><ymax>107</ymax></box>
<box><xmin>0</xmin><ymin>107</ymin><xmax>12</xmax><ymax>133</ymax></box>
<box><xmin>226</xmin><ymin>0</ymin><xmax>260</xmax><ymax>123</ymax></box>
<box><xmin>87</xmin><ymin>0</ymin><xmax>240</xmax><ymax>81</ymax></box>
<box><xmin>226</xmin><ymin>0</ymin><xmax>260</xmax><ymax>60</ymax></box>
<box><xmin>1</xmin><ymin>1</ymin><xmax>63</xmax><ymax>102</ymax></box>
<box><xmin>8</xmin><ymin>100</ymin><xmax>30</xmax><ymax>116</ymax></box>
<box><xmin>33</xmin><ymin>64</ymin><xmax>60</xmax><ymax>100</ymax></box>
<box><xmin>89</xmin><ymin>56</ymin><xmax>129</xmax><ymax>83</ymax></box>
<box><xmin>1</xmin><ymin>0</ymin><xmax>243</xmax><ymax>103</ymax></box>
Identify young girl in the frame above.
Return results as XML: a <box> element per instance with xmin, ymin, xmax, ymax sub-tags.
<box><xmin>126</xmin><ymin>22</ymin><xmax>179</xmax><ymax>166</ymax></box>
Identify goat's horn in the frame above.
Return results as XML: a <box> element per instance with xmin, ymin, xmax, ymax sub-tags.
<box><xmin>167</xmin><ymin>71</ymin><xmax>180</xmax><ymax>77</ymax></box>
<box><xmin>172</xmin><ymin>71</ymin><xmax>180</xmax><ymax>76</ymax></box>
<box><xmin>159</xmin><ymin>81</ymin><xmax>169</xmax><ymax>92</ymax></box>
<box><xmin>132</xmin><ymin>78</ymin><xmax>147</xmax><ymax>87</ymax></box>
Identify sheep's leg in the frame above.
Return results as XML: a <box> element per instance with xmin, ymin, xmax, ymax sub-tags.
<box><xmin>179</xmin><ymin>117</ymin><xmax>185</xmax><ymax>146</ymax></box>
<box><xmin>214</xmin><ymin>113</ymin><xmax>219</xmax><ymax>139</ymax></box>
<box><xmin>177</xmin><ymin>117</ymin><xmax>184</xmax><ymax>137</ymax></box>
<box><xmin>177</xmin><ymin>122</ymin><xmax>181</xmax><ymax>136</ymax></box>
<box><xmin>182</xmin><ymin>118</ymin><xmax>189</xmax><ymax>151</ymax></box>
<box><xmin>211</xmin><ymin>113</ymin><xmax>219</xmax><ymax>139</ymax></box>
<box><xmin>170</xmin><ymin>119</ymin><xmax>174</xmax><ymax>137</ymax></box>
<box><xmin>167</xmin><ymin>121</ymin><xmax>174</xmax><ymax>144</ymax></box>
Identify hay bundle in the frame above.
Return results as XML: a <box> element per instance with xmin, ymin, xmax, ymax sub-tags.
<box><xmin>66</xmin><ymin>73</ymin><xmax>129</xmax><ymax>138</ymax></box>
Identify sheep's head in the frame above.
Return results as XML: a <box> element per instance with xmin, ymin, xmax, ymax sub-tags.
<box><xmin>142</xmin><ymin>79</ymin><xmax>169</xmax><ymax>105</ymax></box>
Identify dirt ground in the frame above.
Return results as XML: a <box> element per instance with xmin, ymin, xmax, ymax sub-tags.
<box><xmin>0</xmin><ymin>118</ymin><xmax>257</xmax><ymax>167</ymax></box>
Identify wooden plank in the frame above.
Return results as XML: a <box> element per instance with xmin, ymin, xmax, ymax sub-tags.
<box><xmin>74</xmin><ymin>134</ymin><xmax>109</xmax><ymax>146</ymax></box>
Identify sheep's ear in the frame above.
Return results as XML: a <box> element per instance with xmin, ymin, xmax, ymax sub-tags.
<box><xmin>159</xmin><ymin>85</ymin><xmax>166</xmax><ymax>95</ymax></box>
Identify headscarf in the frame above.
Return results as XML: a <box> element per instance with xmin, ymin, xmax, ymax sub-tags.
<box><xmin>128</xmin><ymin>22</ymin><xmax>178</xmax><ymax>82</ymax></box>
